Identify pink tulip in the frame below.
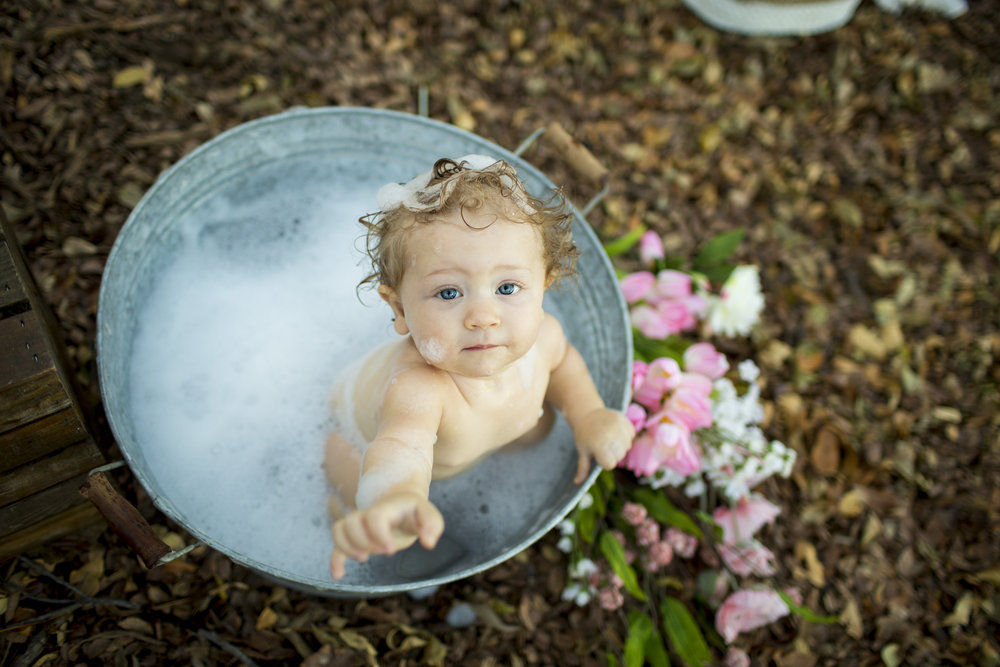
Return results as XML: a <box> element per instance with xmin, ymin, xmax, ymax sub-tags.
<box><xmin>659</xmin><ymin>373</ymin><xmax>714</xmax><ymax>431</ymax></box>
<box><xmin>718</xmin><ymin>542</ymin><xmax>777</xmax><ymax>576</ymax></box>
<box><xmin>683</xmin><ymin>342</ymin><xmax>729</xmax><ymax>379</ymax></box>
<box><xmin>653</xmin><ymin>270</ymin><xmax>692</xmax><ymax>301</ymax></box>
<box><xmin>638</xmin><ymin>230</ymin><xmax>665</xmax><ymax>265</ymax></box>
<box><xmin>625</xmin><ymin>403</ymin><xmax>647</xmax><ymax>433</ymax></box>
<box><xmin>620</xmin><ymin>271</ymin><xmax>655</xmax><ymax>304</ymax></box>
<box><xmin>630</xmin><ymin>304</ymin><xmax>674</xmax><ymax>339</ymax></box>
<box><xmin>716</xmin><ymin>589</ymin><xmax>798</xmax><ymax>643</ymax></box>
<box><xmin>713</xmin><ymin>495</ymin><xmax>782</xmax><ymax>544</ymax></box>
<box><xmin>633</xmin><ymin>357</ymin><xmax>683</xmax><ymax>410</ymax></box>
<box><xmin>649</xmin><ymin>419</ymin><xmax>700</xmax><ymax>477</ymax></box>
<box><xmin>655</xmin><ymin>299</ymin><xmax>699</xmax><ymax>335</ymax></box>
<box><xmin>630</xmin><ymin>361</ymin><xmax>649</xmax><ymax>397</ymax></box>
<box><xmin>623</xmin><ymin>432</ymin><xmax>661</xmax><ymax>477</ymax></box>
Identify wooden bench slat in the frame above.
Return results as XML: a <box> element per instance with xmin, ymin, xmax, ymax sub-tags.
<box><xmin>0</xmin><ymin>440</ymin><xmax>105</xmax><ymax>505</ymax></box>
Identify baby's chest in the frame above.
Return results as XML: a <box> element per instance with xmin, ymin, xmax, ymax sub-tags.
<box><xmin>440</xmin><ymin>377</ymin><xmax>549</xmax><ymax>448</ymax></box>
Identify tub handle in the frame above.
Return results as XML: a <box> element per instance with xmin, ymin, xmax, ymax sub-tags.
<box><xmin>78</xmin><ymin>464</ymin><xmax>201</xmax><ymax>568</ymax></box>
<box><xmin>514</xmin><ymin>121</ymin><xmax>610</xmax><ymax>216</ymax></box>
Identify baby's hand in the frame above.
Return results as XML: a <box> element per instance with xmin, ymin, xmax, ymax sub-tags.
<box><xmin>329</xmin><ymin>492</ymin><xmax>444</xmax><ymax>580</ymax></box>
<box><xmin>572</xmin><ymin>408</ymin><xmax>635</xmax><ymax>484</ymax></box>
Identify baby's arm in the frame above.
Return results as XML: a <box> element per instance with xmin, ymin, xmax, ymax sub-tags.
<box><xmin>329</xmin><ymin>370</ymin><xmax>445</xmax><ymax>579</ymax></box>
<box><xmin>544</xmin><ymin>317</ymin><xmax>635</xmax><ymax>484</ymax></box>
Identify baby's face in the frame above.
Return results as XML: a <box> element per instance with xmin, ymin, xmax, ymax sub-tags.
<box><xmin>382</xmin><ymin>206</ymin><xmax>548</xmax><ymax>378</ymax></box>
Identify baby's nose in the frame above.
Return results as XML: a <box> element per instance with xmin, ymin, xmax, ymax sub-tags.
<box><xmin>464</xmin><ymin>300</ymin><xmax>500</xmax><ymax>329</ymax></box>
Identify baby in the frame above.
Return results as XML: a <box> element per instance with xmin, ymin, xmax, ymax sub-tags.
<box><xmin>324</xmin><ymin>155</ymin><xmax>634</xmax><ymax>579</ymax></box>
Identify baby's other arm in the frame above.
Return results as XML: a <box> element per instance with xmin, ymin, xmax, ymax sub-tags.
<box><xmin>329</xmin><ymin>369</ymin><xmax>446</xmax><ymax>579</ymax></box>
<box><xmin>543</xmin><ymin>316</ymin><xmax>635</xmax><ymax>484</ymax></box>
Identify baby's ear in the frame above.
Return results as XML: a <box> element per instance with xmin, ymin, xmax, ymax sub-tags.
<box><xmin>378</xmin><ymin>285</ymin><xmax>410</xmax><ymax>335</ymax></box>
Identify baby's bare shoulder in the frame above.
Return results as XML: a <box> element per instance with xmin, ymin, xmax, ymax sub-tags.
<box><xmin>538</xmin><ymin>313</ymin><xmax>569</xmax><ymax>368</ymax></box>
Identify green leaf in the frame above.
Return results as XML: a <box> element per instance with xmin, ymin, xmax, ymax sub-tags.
<box><xmin>625</xmin><ymin>611</ymin><xmax>653</xmax><ymax>667</ymax></box>
<box><xmin>632</xmin><ymin>488</ymin><xmax>703</xmax><ymax>539</ymax></box>
<box><xmin>604</xmin><ymin>225</ymin><xmax>648</xmax><ymax>257</ymax></box>
<box><xmin>660</xmin><ymin>597</ymin><xmax>712</xmax><ymax>667</ymax></box>
<box><xmin>701</xmin><ymin>263</ymin><xmax>736</xmax><ymax>286</ymax></box>
<box><xmin>597</xmin><ymin>469</ymin><xmax>616</xmax><ymax>496</ymax></box>
<box><xmin>693</xmin><ymin>230</ymin><xmax>744</xmax><ymax>271</ymax></box>
<box><xmin>578</xmin><ymin>506</ymin><xmax>597</xmax><ymax>544</ymax></box>
<box><xmin>599</xmin><ymin>532</ymin><xmax>646</xmax><ymax>602</ymax></box>
<box><xmin>694</xmin><ymin>511</ymin><xmax>723</xmax><ymax>542</ymax></box>
<box><xmin>632</xmin><ymin>331</ymin><xmax>687</xmax><ymax>365</ymax></box>
<box><xmin>645</xmin><ymin>629</ymin><xmax>671</xmax><ymax>667</ymax></box>
<box><xmin>777</xmin><ymin>590</ymin><xmax>839</xmax><ymax>624</ymax></box>
<box><xmin>624</xmin><ymin>611</ymin><xmax>673</xmax><ymax>667</ymax></box>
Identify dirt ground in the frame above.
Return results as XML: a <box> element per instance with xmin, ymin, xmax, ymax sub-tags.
<box><xmin>2</xmin><ymin>1</ymin><xmax>998</xmax><ymax>665</ymax></box>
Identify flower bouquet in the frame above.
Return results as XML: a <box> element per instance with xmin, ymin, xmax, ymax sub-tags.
<box><xmin>558</xmin><ymin>229</ymin><xmax>832</xmax><ymax>665</ymax></box>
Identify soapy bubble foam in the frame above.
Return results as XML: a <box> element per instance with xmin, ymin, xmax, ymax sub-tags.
<box><xmin>126</xmin><ymin>158</ymin><xmax>580</xmax><ymax>586</ymax></box>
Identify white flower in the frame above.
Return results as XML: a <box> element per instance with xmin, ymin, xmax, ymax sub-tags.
<box><xmin>557</xmin><ymin>536</ymin><xmax>573</xmax><ymax>553</ymax></box>
<box><xmin>569</xmin><ymin>558</ymin><xmax>599</xmax><ymax>580</ymax></box>
<box><xmin>561</xmin><ymin>583</ymin><xmax>592</xmax><ymax>606</ymax></box>
<box><xmin>557</xmin><ymin>519</ymin><xmax>575</xmax><ymax>536</ymax></box>
<box><xmin>705</xmin><ymin>266</ymin><xmax>765</xmax><ymax>337</ymax></box>
<box><xmin>577</xmin><ymin>493</ymin><xmax>594</xmax><ymax>510</ymax></box>
<box><xmin>737</xmin><ymin>359</ymin><xmax>760</xmax><ymax>383</ymax></box>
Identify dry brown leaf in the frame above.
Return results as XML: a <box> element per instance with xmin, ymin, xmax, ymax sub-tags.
<box><xmin>256</xmin><ymin>606</ymin><xmax>278</xmax><ymax>631</ymax></box>
<box><xmin>810</xmin><ymin>426</ymin><xmax>841</xmax><ymax>476</ymax></box>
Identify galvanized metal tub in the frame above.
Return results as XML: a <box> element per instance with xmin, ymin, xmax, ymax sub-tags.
<box><xmin>97</xmin><ymin>107</ymin><xmax>631</xmax><ymax>596</ymax></box>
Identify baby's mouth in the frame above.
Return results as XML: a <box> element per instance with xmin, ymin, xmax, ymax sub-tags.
<box><xmin>464</xmin><ymin>344</ymin><xmax>498</xmax><ymax>351</ymax></box>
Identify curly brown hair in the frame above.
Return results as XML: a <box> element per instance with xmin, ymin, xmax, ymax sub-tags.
<box><xmin>359</xmin><ymin>158</ymin><xmax>579</xmax><ymax>291</ymax></box>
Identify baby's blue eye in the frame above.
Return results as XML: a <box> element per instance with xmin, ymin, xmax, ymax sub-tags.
<box><xmin>437</xmin><ymin>287</ymin><xmax>461</xmax><ymax>300</ymax></box>
<box><xmin>497</xmin><ymin>283</ymin><xmax>520</xmax><ymax>296</ymax></box>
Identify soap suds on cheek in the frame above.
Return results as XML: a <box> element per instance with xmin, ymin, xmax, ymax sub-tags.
<box><xmin>415</xmin><ymin>337</ymin><xmax>447</xmax><ymax>364</ymax></box>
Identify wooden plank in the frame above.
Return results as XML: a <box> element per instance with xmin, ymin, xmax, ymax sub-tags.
<box><xmin>0</xmin><ymin>501</ymin><xmax>101</xmax><ymax>562</ymax></box>
<box><xmin>0</xmin><ymin>309</ymin><xmax>56</xmax><ymax>388</ymax></box>
<box><xmin>0</xmin><ymin>476</ymin><xmax>90</xmax><ymax>538</ymax></box>
<box><xmin>0</xmin><ymin>366</ymin><xmax>71</xmax><ymax>432</ymax></box>
<box><xmin>0</xmin><ymin>440</ymin><xmax>105</xmax><ymax>505</ymax></box>
<box><xmin>0</xmin><ymin>234</ymin><xmax>31</xmax><ymax>313</ymax></box>
<box><xmin>0</xmin><ymin>408</ymin><xmax>90</xmax><ymax>473</ymax></box>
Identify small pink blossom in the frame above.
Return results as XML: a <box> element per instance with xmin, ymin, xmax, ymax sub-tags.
<box><xmin>724</xmin><ymin>647</ymin><xmax>751</xmax><ymax>667</ymax></box>
<box><xmin>636</xmin><ymin>518</ymin><xmax>660</xmax><ymax>547</ymax></box>
<box><xmin>622</xmin><ymin>502</ymin><xmax>648</xmax><ymax>526</ymax></box>
<box><xmin>598</xmin><ymin>586</ymin><xmax>625</xmax><ymax>611</ymax></box>
<box><xmin>625</xmin><ymin>403</ymin><xmax>646</xmax><ymax>433</ymax></box>
<box><xmin>666</xmin><ymin>528</ymin><xmax>698</xmax><ymax>558</ymax></box>
<box><xmin>713</xmin><ymin>495</ymin><xmax>782</xmax><ymax>545</ymax></box>
<box><xmin>638</xmin><ymin>230</ymin><xmax>665</xmax><ymax>265</ymax></box>
<box><xmin>683</xmin><ymin>342</ymin><xmax>729</xmax><ymax>379</ymax></box>
<box><xmin>647</xmin><ymin>540</ymin><xmax>674</xmax><ymax>568</ymax></box>
<box><xmin>715</xmin><ymin>588</ymin><xmax>798</xmax><ymax>643</ymax></box>
<box><xmin>620</xmin><ymin>271</ymin><xmax>655</xmax><ymax>303</ymax></box>
<box><xmin>718</xmin><ymin>541</ymin><xmax>777</xmax><ymax>576</ymax></box>
<box><xmin>653</xmin><ymin>270</ymin><xmax>692</xmax><ymax>301</ymax></box>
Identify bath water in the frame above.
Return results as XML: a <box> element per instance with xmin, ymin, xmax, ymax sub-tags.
<box><xmin>126</xmin><ymin>159</ymin><xmax>579</xmax><ymax>586</ymax></box>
